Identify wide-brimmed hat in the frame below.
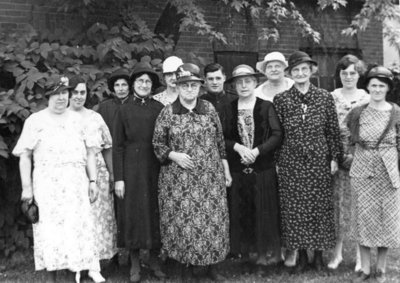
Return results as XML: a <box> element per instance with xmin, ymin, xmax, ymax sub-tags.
<box><xmin>129</xmin><ymin>62</ymin><xmax>161</xmax><ymax>89</ymax></box>
<box><xmin>256</xmin><ymin>52</ymin><xmax>288</xmax><ymax>74</ymax></box>
<box><xmin>286</xmin><ymin>51</ymin><xmax>318</xmax><ymax>72</ymax></box>
<box><xmin>175</xmin><ymin>63</ymin><xmax>204</xmax><ymax>84</ymax></box>
<box><xmin>365</xmin><ymin>65</ymin><xmax>394</xmax><ymax>89</ymax></box>
<box><xmin>226</xmin><ymin>64</ymin><xmax>264</xmax><ymax>84</ymax></box>
<box><xmin>162</xmin><ymin>56</ymin><xmax>183</xmax><ymax>74</ymax></box>
<box><xmin>45</xmin><ymin>77</ymin><xmax>73</xmax><ymax>97</ymax></box>
<box><xmin>107</xmin><ymin>68</ymin><xmax>130</xmax><ymax>92</ymax></box>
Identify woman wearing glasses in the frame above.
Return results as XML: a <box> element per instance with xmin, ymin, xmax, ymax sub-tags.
<box><xmin>153</xmin><ymin>63</ymin><xmax>232</xmax><ymax>281</ymax></box>
<box><xmin>113</xmin><ymin>62</ymin><xmax>166</xmax><ymax>282</ymax></box>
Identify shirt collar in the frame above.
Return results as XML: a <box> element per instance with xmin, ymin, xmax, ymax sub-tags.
<box><xmin>171</xmin><ymin>98</ymin><xmax>207</xmax><ymax>115</ymax></box>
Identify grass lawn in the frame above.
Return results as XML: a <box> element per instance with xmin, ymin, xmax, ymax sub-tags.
<box><xmin>1</xmin><ymin>241</ymin><xmax>399</xmax><ymax>283</ymax></box>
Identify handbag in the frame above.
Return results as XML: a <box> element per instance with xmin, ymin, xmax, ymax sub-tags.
<box><xmin>21</xmin><ymin>198</ymin><xmax>39</xmax><ymax>224</ymax></box>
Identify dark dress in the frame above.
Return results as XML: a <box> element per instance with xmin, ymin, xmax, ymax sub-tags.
<box><xmin>225</xmin><ymin>97</ymin><xmax>283</xmax><ymax>254</ymax></box>
<box><xmin>152</xmin><ymin>99</ymin><xmax>229</xmax><ymax>265</ymax></box>
<box><xmin>97</xmin><ymin>96</ymin><xmax>131</xmax><ymax>136</ymax></box>
<box><xmin>273</xmin><ymin>84</ymin><xmax>342</xmax><ymax>250</ymax></box>
<box><xmin>201</xmin><ymin>91</ymin><xmax>236</xmax><ymax>131</ymax></box>
<box><xmin>113</xmin><ymin>95</ymin><xmax>164</xmax><ymax>249</ymax></box>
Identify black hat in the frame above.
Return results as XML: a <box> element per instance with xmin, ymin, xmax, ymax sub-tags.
<box><xmin>365</xmin><ymin>65</ymin><xmax>394</xmax><ymax>89</ymax></box>
<box><xmin>44</xmin><ymin>77</ymin><xmax>73</xmax><ymax>98</ymax></box>
<box><xmin>107</xmin><ymin>68</ymin><xmax>130</xmax><ymax>92</ymax></box>
<box><xmin>129</xmin><ymin>62</ymin><xmax>161</xmax><ymax>90</ymax></box>
<box><xmin>176</xmin><ymin>63</ymin><xmax>204</xmax><ymax>84</ymax></box>
<box><xmin>226</xmin><ymin>64</ymin><xmax>264</xmax><ymax>84</ymax></box>
<box><xmin>286</xmin><ymin>51</ymin><xmax>318</xmax><ymax>72</ymax></box>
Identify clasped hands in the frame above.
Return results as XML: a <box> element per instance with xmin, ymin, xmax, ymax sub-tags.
<box><xmin>234</xmin><ymin>143</ymin><xmax>259</xmax><ymax>165</ymax></box>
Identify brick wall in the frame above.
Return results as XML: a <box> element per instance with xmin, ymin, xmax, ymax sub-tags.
<box><xmin>0</xmin><ymin>0</ymin><xmax>383</xmax><ymax>68</ymax></box>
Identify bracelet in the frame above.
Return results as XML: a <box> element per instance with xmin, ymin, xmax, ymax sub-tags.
<box><xmin>89</xmin><ymin>180</ymin><xmax>96</xmax><ymax>183</ymax></box>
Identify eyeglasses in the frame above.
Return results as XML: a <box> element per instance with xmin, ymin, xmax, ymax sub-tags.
<box><xmin>135</xmin><ymin>79</ymin><xmax>153</xmax><ymax>86</ymax></box>
<box><xmin>179</xmin><ymin>82</ymin><xmax>201</xmax><ymax>90</ymax></box>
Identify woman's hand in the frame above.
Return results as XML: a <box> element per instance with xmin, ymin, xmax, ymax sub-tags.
<box><xmin>169</xmin><ymin>152</ymin><xmax>195</xmax><ymax>170</ymax></box>
<box><xmin>21</xmin><ymin>185</ymin><xmax>33</xmax><ymax>203</ymax></box>
<box><xmin>225</xmin><ymin>170</ymin><xmax>233</xmax><ymax>187</ymax></box>
<box><xmin>114</xmin><ymin>180</ymin><xmax>125</xmax><ymax>199</ymax></box>
<box><xmin>89</xmin><ymin>182</ymin><xmax>99</xmax><ymax>203</ymax></box>
<box><xmin>342</xmin><ymin>154</ymin><xmax>353</xmax><ymax>169</ymax></box>
<box><xmin>109</xmin><ymin>172</ymin><xmax>115</xmax><ymax>193</ymax></box>
<box><xmin>234</xmin><ymin>144</ymin><xmax>256</xmax><ymax>165</ymax></box>
<box><xmin>331</xmin><ymin>160</ymin><xmax>339</xmax><ymax>175</ymax></box>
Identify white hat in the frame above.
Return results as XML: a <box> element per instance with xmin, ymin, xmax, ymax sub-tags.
<box><xmin>162</xmin><ymin>56</ymin><xmax>183</xmax><ymax>73</ymax></box>
<box><xmin>256</xmin><ymin>52</ymin><xmax>288</xmax><ymax>74</ymax></box>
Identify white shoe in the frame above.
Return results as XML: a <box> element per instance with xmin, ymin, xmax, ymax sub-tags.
<box><xmin>88</xmin><ymin>270</ymin><xmax>106</xmax><ymax>283</ymax></box>
<box><xmin>284</xmin><ymin>250</ymin><xmax>297</xmax><ymax>267</ymax></box>
<box><xmin>327</xmin><ymin>256</ymin><xmax>343</xmax><ymax>269</ymax></box>
<box><xmin>75</xmin><ymin>271</ymin><xmax>81</xmax><ymax>283</ymax></box>
<box><xmin>354</xmin><ymin>261</ymin><xmax>361</xmax><ymax>272</ymax></box>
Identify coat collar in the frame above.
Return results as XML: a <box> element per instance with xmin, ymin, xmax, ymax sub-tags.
<box><xmin>171</xmin><ymin>98</ymin><xmax>207</xmax><ymax>115</ymax></box>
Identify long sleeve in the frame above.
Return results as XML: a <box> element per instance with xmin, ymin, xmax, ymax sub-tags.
<box><xmin>210</xmin><ymin>106</ymin><xmax>227</xmax><ymax>159</ymax></box>
<box><xmin>273</xmin><ymin>94</ymin><xmax>285</xmax><ymax>162</ymax></box>
<box><xmin>112</xmin><ymin>108</ymin><xmax>126</xmax><ymax>181</ymax></box>
<box><xmin>152</xmin><ymin>106</ymin><xmax>173</xmax><ymax>164</ymax></box>
<box><xmin>325</xmin><ymin>94</ymin><xmax>342</xmax><ymax>162</ymax></box>
<box><xmin>257</xmin><ymin>103</ymin><xmax>283</xmax><ymax>155</ymax></box>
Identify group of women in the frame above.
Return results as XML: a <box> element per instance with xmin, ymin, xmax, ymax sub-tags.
<box><xmin>13</xmin><ymin>49</ymin><xmax>400</xmax><ymax>283</ymax></box>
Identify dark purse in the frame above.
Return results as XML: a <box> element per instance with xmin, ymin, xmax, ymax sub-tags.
<box><xmin>21</xmin><ymin>198</ymin><xmax>39</xmax><ymax>224</ymax></box>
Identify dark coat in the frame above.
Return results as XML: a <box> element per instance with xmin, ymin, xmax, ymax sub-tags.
<box><xmin>224</xmin><ymin>97</ymin><xmax>283</xmax><ymax>173</ymax></box>
<box><xmin>113</xmin><ymin>96</ymin><xmax>163</xmax><ymax>249</ymax></box>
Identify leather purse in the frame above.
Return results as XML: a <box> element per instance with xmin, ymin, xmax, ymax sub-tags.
<box><xmin>21</xmin><ymin>199</ymin><xmax>39</xmax><ymax>224</ymax></box>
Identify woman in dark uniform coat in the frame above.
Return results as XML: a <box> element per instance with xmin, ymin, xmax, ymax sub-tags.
<box><xmin>113</xmin><ymin>62</ymin><xmax>165</xmax><ymax>282</ymax></box>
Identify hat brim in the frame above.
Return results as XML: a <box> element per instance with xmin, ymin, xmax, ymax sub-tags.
<box><xmin>130</xmin><ymin>71</ymin><xmax>162</xmax><ymax>91</ymax></box>
<box><xmin>285</xmin><ymin>59</ymin><xmax>318</xmax><ymax>72</ymax></box>
<box><xmin>176</xmin><ymin>76</ymin><xmax>204</xmax><ymax>84</ymax></box>
<box><xmin>45</xmin><ymin>85</ymin><xmax>74</xmax><ymax>97</ymax></box>
<box><xmin>226</xmin><ymin>72</ymin><xmax>264</xmax><ymax>84</ymax></box>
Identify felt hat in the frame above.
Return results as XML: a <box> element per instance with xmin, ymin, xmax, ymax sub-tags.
<box><xmin>226</xmin><ymin>64</ymin><xmax>264</xmax><ymax>84</ymax></box>
<box><xmin>44</xmin><ymin>77</ymin><xmax>73</xmax><ymax>97</ymax></box>
<box><xmin>175</xmin><ymin>63</ymin><xmax>204</xmax><ymax>84</ymax></box>
<box><xmin>129</xmin><ymin>62</ymin><xmax>161</xmax><ymax>90</ymax></box>
<box><xmin>286</xmin><ymin>50</ymin><xmax>317</xmax><ymax>72</ymax></box>
<box><xmin>107</xmin><ymin>68</ymin><xmax>130</xmax><ymax>92</ymax></box>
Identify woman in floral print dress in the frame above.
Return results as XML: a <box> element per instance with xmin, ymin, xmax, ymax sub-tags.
<box><xmin>273</xmin><ymin>51</ymin><xmax>342</xmax><ymax>273</ymax></box>
<box><xmin>328</xmin><ymin>55</ymin><xmax>369</xmax><ymax>270</ymax></box>
<box><xmin>153</xmin><ymin>63</ymin><xmax>232</xmax><ymax>280</ymax></box>
<box><xmin>68</xmin><ymin>76</ymin><xmax>118</xmax><ymax>265</ymax></box>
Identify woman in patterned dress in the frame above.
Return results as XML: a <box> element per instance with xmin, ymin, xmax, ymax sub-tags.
<box><xmin>113</xmin><ymin>62</ymin><xmax>165</xmax><ymax>283</ymax></box>
<box><xmin>152</xmin><ymin>63</ymin><xmax>232</xmax><ymax>280</ymax></box>
<box><xmin>12</xmin><ymin>78</ymin><xmax>101</xmax><ymax>283</ymax></box>
<box><xmin>328</xmin><ymin>55</ymin><xmax>369</xmax><ymax>270</ymax></box>
<box><xmin>347</xmin><ymin>66</ymin><xmax>400</xmax><ymax>283</ymax></box>
<box><xmin>224</xmin><ymin>65</ymin><xmax>283</xmax><ymax>266</ymax></box>
<box><xmin>68</xmin><ymin>76</ymin><xmax>118</xmax><ymax>281</ymax></box>
<box><xmin>273</xmin><ymin>51</ymin><xmax>342</xmax><ymax>273</ymax></box>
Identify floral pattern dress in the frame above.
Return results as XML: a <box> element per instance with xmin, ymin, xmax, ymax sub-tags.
<box><xmin>85</xmin><ymin>110</ymin><xmax>118</xmax><ymax>260</ymax></box>
<box><xmin>12</xmin><ymin>110</ymin><xmax>100</xmax><ymax>272</ymax></box>
<box><xmin>273</xmin><ymin>84</ymin><xmax>342</xmax><ymax>250</ymax></box>
<box><xmin>152</xmin><ymin>99</ymin><xmax>229</xmax><ymax>266</ymax></box>
<box><xmin>331</xmin><ymin>89</ymin><xmax>369</xmax><ymax>239</ymax></box>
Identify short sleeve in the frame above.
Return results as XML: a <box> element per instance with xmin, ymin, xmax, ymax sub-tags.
<box><xmin>12</xmin><ymin>114</ymin><xmax>39</xmax><ymax>157</ymax></box>
<box><xmin>81</xmin><ymin>113</ymin><xmax>103</xmax><ymax>153</ymax></box>
<box><xmin>87</xmin><ymin>111</ymin><xmax>112</xmax><ymax>150</ymax></box>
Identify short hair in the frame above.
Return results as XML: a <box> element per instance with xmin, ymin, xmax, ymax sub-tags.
<box><xmin>204</xmin><ymin>63</ymin><xmax>225</xmax><ymax>77</ymax></box>
<box><xmin>335</xmin><ymin>54</ymin><xmax>366</xmax><ymax>79</ymax></box>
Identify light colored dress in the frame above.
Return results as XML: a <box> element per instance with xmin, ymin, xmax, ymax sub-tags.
<box><xmin>12</xmin><ymin>109</ymin><xmax>100</xmax><ymax>272</ymax></box>
<box><xmin>85</xmin><ymin>110</ymin><xmax>118</xmax><ymax>260</ymax></box>
<box><xmin>350</xmin><ymin>106</ymin><xmax>400</xmax><ymax>248</ymax></box>
<box><xmin>331</xmin><ymin>89</ymin><xmax>369</xmax><ymax>239</ymax></box>
<box><xmin>255</xmin><ymin>78</ymin><xmax>294</xmax><ymax>102</ymax></box>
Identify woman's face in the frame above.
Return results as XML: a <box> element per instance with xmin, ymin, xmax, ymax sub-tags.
<box><xmin>164</xmin><ymin>72</ymin><xmax>177</xmax><ymax>88</ymax></box>
<box><xmin>48</xmin><ymin>90</ymin><xmax>69</xmax><ymax>114</ymax></box>
<box><xmin>265</xmin><ymin>61</ymin><xmax>285</xmax><ymax>81</ymax></box>
<box><xmin>69</xmin><ymin>83</ymin><xmax>87</xmax><ymax>110</ymax></box>
<box><xmin>235</xmin><ymin>76</ymin><xmax>257</xmax><ymax>98</ymax></box>
<box><xmin>133</xmin><ymin>74</ymin><xmax>153</xmax><ymax>97</ymax></box>
<box><xmin>367</xmin><ymin>78</ymin><xmax>389</xmax><ymax>103</ymax></box>
<box><xmin>113</xmin><ymin>78</ymin><xmax>129</xmax><ymax>99</ymax></box>
<box><xmin>340</xmin><ymin>64</ymin><xmax>359</xmax><ymax>90</ymax></box>
<box><xmin>290</xmin><ymin>62</ymin><xmax>312</xmax><ymax>85</ymax></box>
<box><xmin>178</xmin><ymin>81</ymin><xmax>201</xmax><ymax>103</ymax></box>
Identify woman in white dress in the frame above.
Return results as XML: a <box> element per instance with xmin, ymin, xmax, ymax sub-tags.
<box><xmin>13</xmin><ymin>78</ymin><xmax>102</xmax><ymax>283</ymax></box>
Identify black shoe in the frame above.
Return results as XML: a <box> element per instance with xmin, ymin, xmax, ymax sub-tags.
<box><xmin>375</xmin><ymin>269</ymin><xmax>386</xmax><ymax>283</ymax></box>
<box><xmin>352</xmin><ymin>271</ymin><xmax>371</xmax><ymax>283</ymax></box>
<box><xmin>293</xmin><ymin>249</ymin><xmax>308</xmax><ymax>273</ymax></box>
<box><xmin>312</xmin><ymin>250</ymin><xmax>324</xmax><ymax>272</ymax></box>
<box><xmin>208</xmin><ymin>265</ymin><xmax>226</xmax><ymax>282</ymax></box>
